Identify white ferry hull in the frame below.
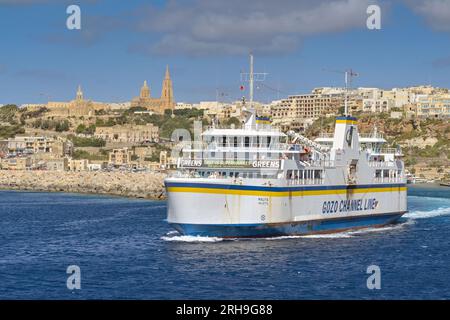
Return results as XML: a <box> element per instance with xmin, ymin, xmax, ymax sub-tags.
<box><xmin>165</xmin><ymin>179</ymin><xmax>407</xmax><ymax>238</ymax></box>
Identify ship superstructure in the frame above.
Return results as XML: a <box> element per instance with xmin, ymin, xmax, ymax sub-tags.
<box><xmin>164</xmin><ymin>56</ymin><xmax>407</xmax><ymax>237</ymax></box>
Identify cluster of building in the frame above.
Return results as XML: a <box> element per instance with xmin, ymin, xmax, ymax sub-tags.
<box><xmin>175</xmin><ymin>85</ymin><xmax>449</xmax><ymax>131</ymax></box>
<box><xmin>0</xmin><ymin>136</ymin><xmax>74</xmax><ymax>170</ymax></box>
<box><xmin>24</xmin><ymin>66</ymin><xmax>175</xmax><ymax>117</ymax></box>
<box><xmin>0</xmin><ymin>134</ymin><xmax>175</xmax><ymax>172</ymax></box>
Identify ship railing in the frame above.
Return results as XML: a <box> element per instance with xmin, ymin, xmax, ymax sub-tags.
<box><xmin>307</xmin><ymin>160</ymin><xmax>336</xmax><ymax>168</ymax></box>
<box><xmin>287</xmin><ymin>178</ymin><xmax>325</xmax><ymax>185</ymax></box>
<box><xmin>368</xmin><ymin>161</ymin><xmax>397</xmax><ymax>167</ymax></box>
<box><xmin>373</xmin><ymin>176</ymin><xmax>405</xmax><ymax>183</ymax></box>
<box><xmin>317</xmin><ymin>133</ymin><xmax>385</xmax><ymax>139</ymax></box>
<box><xmin>178</xmin><ymin>157</ymin><xmax>283</xmax><ymax>162</ymax></box>
<box><xmin>368</xmin><ymin>148</ymin><xmax>402</xmax><ymax>155</ymax></box>
<box><xmin>205</xmin><ymin>125</ymin><xmax>283</xmax><ymax>132</ymax></box>
<box><xmin>182</xmin><ymin>143</ymin><xmax>291</xmax><ymax>151</ymax></box>
<box><xmin>359</xmin><ymin>133</ymin><xmax>385</xmax><ymax>139</ymax></box>
<box><xmin>318</xmin><ymin>133</ymin><xmax>334</xmax><ymax>138</ymax></box>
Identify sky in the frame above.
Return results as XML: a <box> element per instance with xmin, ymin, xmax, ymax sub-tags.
<box><xmin>1</xmin><ymin>0</ymin><xmax>450</xmax><ymax>105</ymax></box>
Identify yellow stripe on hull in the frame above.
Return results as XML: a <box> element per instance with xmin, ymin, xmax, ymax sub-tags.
<box><xmin>167</xmin><ymin>186</ymin><xmax>407</xmax><ymax>197</ymax></box>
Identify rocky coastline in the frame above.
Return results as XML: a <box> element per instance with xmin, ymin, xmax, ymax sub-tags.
<box><xmin>0</xmin><ymin>170</ymin><xmax>167</xmax><ymax>200</ymax></box>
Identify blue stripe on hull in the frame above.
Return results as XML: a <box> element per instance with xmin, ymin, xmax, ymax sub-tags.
<box><xmin>170</xmin><ymin>213</ymin><xmax>405</xmax><ymax>238</ymax></box>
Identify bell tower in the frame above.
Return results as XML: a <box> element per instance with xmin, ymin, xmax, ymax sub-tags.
<box><xmin>76</xmin><ymin>85</ymin><xmax>83</xmax><ymax>102</ymax></box>
<box><xmin>160</xmin><ymin>65</ymin><xmax>174</xmax><ymax>109</ymax></box>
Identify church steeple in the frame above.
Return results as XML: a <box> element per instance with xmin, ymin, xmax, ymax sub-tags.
<box><xmin>76</xmin><ymin>85</ymin><xmax>83</xmax><ymax>101</ymax></box>
<box><xmin>140</xmin><ymin>80</ymin><xmax>150</xmax><ymax>99</ymax></box>
<box><xmin>164</xmin><ymin>65</ymin><xmax>170</xmax><ymax>80</ymax></box>
<box><xmin>161</xmin><ymin>65</ymin><xmax>174</xmax><ymax>108</ymax></box>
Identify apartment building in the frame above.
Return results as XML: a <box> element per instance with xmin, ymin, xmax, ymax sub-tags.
<box><xmin>272</xmin><ymin>94</ymin><xmax>343</xmax><ymax>121</ymax></box>
<box><xmin>7</xmin><ymin>136</ymin><xmax>73</xmax><ymax>157</ymax></box>
<box><xmin>416</xmin><ymin>94</ymin><xmax>450</xmax><ymax>118</ymax></box>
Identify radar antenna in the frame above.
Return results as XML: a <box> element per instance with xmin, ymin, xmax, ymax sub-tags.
<box><xmin>322</xmin><ymin>68</ymin><xmax>359</xmax><ymax>116</ymax></box>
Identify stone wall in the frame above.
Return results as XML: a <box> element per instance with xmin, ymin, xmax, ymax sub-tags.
<box><xmin>0</xmin><ymin>170</ymin><xmax>166</xmax><ymax>200</ymax></box>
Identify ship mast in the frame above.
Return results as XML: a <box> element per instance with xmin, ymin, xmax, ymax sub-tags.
<box><xmin>241</xmin><ymin>53</ymin><xmax>267</xmax><ymax>114</ymax></box>
<box><xmin>322</xmin><ymin>68</ymin><xmax>358</xmax><ymax>116</ymax></box>
<box><xmin>249</xmin><ymin>53</ymin><xmax>254</xmax><ymax>109</ymax></box>
<box><xmin>344</xmin><ymin>69</ymin><xmax>358</xmax><ymax>116</ymax></box>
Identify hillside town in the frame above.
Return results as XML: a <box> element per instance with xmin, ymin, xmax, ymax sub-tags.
<box><xmin>0</xmin><ymin>66</ymin><xmax>449</xmax><ymax>192</ymax></box>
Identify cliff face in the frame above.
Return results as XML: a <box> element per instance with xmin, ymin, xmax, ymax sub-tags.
<box><xmin>0</xmin><ymin>171</ymin><xmax>167</xmax><ymax>200</ymax></box>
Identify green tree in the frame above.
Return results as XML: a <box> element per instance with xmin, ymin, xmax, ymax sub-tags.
<box><xmin>76</xmin><ymin>124</ymin><xmax>87</xmax><ymax>134</ymax></box>
<box><xmin>55</xmin><ymin>120</ymin><xmax>70</xmax><ymax>132</ymax></box>
<box><xmin>67</xmin><ymin>135</ymin><xmax>106</xmax><ymax>147</ymax></box>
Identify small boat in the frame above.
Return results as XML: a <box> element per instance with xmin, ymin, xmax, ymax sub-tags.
<box><xmin>440</xmin><ymin>182</ymin><xmax>450</xmax><ymax>187</ymax></box>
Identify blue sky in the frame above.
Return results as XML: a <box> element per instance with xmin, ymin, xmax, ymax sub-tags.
<box><xmin>1</xmin><ymin>0</ymin><xmax>450</xmax><ymax>105</ymax></box>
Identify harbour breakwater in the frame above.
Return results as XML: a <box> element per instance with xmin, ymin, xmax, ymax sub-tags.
<box><xmin>0</xmin><ymin>170</ymin><xmax>167</xmax><ymax>200</ymax></box>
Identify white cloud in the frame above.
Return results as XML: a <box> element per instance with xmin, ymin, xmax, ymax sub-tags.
<box><xmin>136</xmin><ymin>0</ymin><xmax>375</xmax><ymax>56</ymax></box>
<box><xmin>405</xmin><ymin>0</ymin><xmax>450</xmax><ymax>32</ymax></box>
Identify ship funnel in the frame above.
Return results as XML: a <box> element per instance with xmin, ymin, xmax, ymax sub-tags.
<box><xmin>330</xmin><ymin>116</ymin><xmax>360</xmax><ymax>161</ymax></box>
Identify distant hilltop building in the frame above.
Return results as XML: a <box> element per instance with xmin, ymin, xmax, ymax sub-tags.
<box><xmin>131</xmin><ymin>65</ymin><xmax>175</xmax><ymax>114</ymax></box>
<box><xmin>46</xmin><ymin>85</ymin><xmax>110</xmax><ymax>117</ymax></box>
<box><xmin>94</xmin><ymin>123</ymin><xmax>159</xmax><ymax>143</ymax></box>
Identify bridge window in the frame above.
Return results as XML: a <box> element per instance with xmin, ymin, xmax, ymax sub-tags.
<box><xmin>244</xmin><ymin>137</ymin><xmax>250</xmax><ymax>147</ymax></box>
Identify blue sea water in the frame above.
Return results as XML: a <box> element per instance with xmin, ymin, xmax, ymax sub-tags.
<box><xmin>0</xmin><ymin>185</ymin><xmax>450</xmax><ymax>299</ymax></box>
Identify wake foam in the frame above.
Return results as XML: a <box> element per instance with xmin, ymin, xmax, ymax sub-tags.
<box><xmin>161</xmin><ymin>222</ymin><xmax>412</xmax><ymax>242</ymax></box>
<box><xmin>161</xmin><ymin>234</ymin><xmax>224</xmax><ymax>242</ymax></box>
<box><xmin>404</xmin><ymin>206</ymin><xmax>450</xmax><ymax>220</ymax></box>
<box><xmin>297</xmin><ymin>221</ymin><xmax>413</xmax><ymax>239</ymax></box>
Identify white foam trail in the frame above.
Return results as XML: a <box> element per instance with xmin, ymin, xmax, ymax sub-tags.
<box><xmin>300</xmin><ymin>233</ymin><xmax>353</xmax><ymax>239</ymax></box>
<box><xmin>162</xmin><ymin>221</ymin><xmax>412</xmax><ymax>242</ymax></box>
<box><xmin>348</xmin><ymin>220</ymin><xmax>414</xmax><ymax>235</ymax></box>
<box><xmin>161</xmin><ymin>235</ymin><xmax>224</xmax><ymax>243</ymax></box>
<box><xmin>408</xmin><ymin>195</ymin><xmax>450</xmax><ymax>203</ymax></box>
<box><xmin>292</xmin><ymin>221</ymin><xmax>413</xmax><ymax>239</ymax></box>
<box><xmin>404</xmin><ymin>207</ymin><xmax>450</xmax><ymax>220</ymax></box>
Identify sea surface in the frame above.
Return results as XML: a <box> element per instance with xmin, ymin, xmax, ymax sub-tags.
<box><xmin>1</xmin><ymin>185</ymin><xmax>449</xmax><ymax>299</ymax></box>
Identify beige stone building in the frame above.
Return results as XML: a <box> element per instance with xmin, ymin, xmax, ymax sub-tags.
<box><xmin>0</xmin><ymin>157</ymin><xmax>32</xmax><ymax>170</ymax></box>
<box><xmin>205</xmin><ymin>104</ymin><xmax>242</xmax><ymax>120</ymax></box>
<box><xmin>68</xmin><ymin>159</ymin><xmax>89</xmax><ymax>172</ymax></box>
<box><xmin>415</xmin><ymin>94</ymin><xmax>450</xmax><ymax>118</ymax></box>
<box><xmin>133</xmin><ymin>146</ymin><xmax>155</xmax><ymax>161</ymax></box>
<box><xmin>159</xmin><ymin>150</ymin><xmax>176</xmax><ymax>169</ymax></box>
<box><xmin>7</xmin><ymin>136</ymin><xmax>73</xmax><ymax>157</ymax></box>
<box><xmin>94</xmin><ymin>123</ymin><xmax>159</xmax><ymax>143</ymax></box>
<box><xmin>47</xmin><ymin>86</ymin><xmax>110</xmax><ymax>117</ymax></box>
<box><xmin>362</xmin><ymin>98</ymin><xmax>393</xmax><ymax>113</ymax></box>
<box><xmin>46</xmin><ymin>158</ymin><xmax>69</xmax><ymax>171</ymax></box>
<box><xmin>272</xmin><ymin>94</ymin><xmax>343</xmax><ymax>123</ymax></box>
<box><xmin>130</xmin><ymin>66</ymin><xmax>175</xmax><ymax>114</ymax></box>
<box><xmin>109</xmin><ymin>148</ymin><xmax>133</xmax><ymax>166</ymax></box>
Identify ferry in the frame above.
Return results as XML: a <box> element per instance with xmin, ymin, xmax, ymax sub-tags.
<box><xmin>164</xmin><ymin>56</ymin><xmax>407</xmax><ymax>238</ymax></box>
